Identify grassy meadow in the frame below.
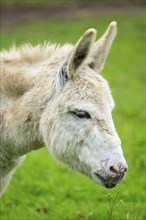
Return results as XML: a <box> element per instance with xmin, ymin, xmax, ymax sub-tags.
<box><xmin>0</xmin><ymin>6</ymin><xmax>145</xmax><ymax>220</ymax></box>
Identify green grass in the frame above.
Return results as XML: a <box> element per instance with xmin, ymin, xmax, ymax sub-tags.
<box><xmin>0</xmin><ymin>11</ymin><xmax>145</xmax><ymax>220</ymax></box>
<box><xmin>1</xmin><ymin>0</ymin><xmax>68</xmax><ymax>5</ymax></box>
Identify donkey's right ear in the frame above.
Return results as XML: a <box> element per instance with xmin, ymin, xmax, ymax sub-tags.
<box><xmin>90</xmin><ymin>21</ymin><xmax>117</xmax><ymax>73</ymax></box>
<box><xmin>68</xmin><ymin>28</ymin><xmax>96</xmax><ymax>78</ymax></box>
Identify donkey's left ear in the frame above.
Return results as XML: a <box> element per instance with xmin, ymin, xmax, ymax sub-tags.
<box><xmin>68</xmin><ymin>28</ymin><xmax>96</xmax><ymax>78</ymax></box>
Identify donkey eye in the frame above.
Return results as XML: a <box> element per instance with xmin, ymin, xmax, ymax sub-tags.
<box><xmin>71</xmin><ymin>111</ymin><xmax>91</xmax><ymax>119</ymax></box>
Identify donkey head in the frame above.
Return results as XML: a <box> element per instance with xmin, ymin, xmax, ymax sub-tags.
<box><xmin>41</xmin><ymin>22</ymin><xmax>128</xmax><ymax>188</ymax></box>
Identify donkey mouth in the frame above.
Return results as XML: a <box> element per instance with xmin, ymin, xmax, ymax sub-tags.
<box><xmin>103</xmin><ymin>182</ymin><xmax>116</xmax><ymax>189</ymax></box>
<box><xmin>93</xmin><ymin>172</ymin><xmax>117</xmax><ymax>188</ymax></box>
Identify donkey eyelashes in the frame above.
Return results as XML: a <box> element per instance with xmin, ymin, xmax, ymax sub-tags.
<box><xmin>71</xmin><ymin>110</ymin><xmax>91</xmax><ymax>119</ymax></box>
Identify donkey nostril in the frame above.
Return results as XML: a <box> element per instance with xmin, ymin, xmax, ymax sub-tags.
<box><xmin>119</xmin><ymin>163</ymin><xmax>128</xmax><ymax>173</ymax></box>
<box><xmin>123</xmin><ymin>167</ymin><xmax>127</xmax><ymax>173</ymax></box>
<box><xmin>109</xmin><ymin>165</ymin><xmax>120</xmax><ymax>175</ymax></box>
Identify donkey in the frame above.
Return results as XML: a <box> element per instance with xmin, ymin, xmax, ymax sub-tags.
<box><xmin>0</xmin><ymin>21</ymin><xmax>128</xmax><ymax>195</ymax></box>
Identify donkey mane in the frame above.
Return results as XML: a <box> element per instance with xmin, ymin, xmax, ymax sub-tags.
<box><xmin>1</xmin><ymin>43</ymin><xmax>73</xmax><ymax>64</ymax></box>
<box><xmin>0</xmin><ymin>43</ymin><xmax>73</xmax><ymax>98</ymax></box>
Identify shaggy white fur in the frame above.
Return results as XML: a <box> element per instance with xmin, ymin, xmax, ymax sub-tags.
<box><xmin>0</xmin><ymin>22</ymin><xmax>127</xmax><ymax>195</ymax></box>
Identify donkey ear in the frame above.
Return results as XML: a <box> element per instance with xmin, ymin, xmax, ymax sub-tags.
<box><xmin>90</xmin><ymin>21</ymin><xmax>117</xmax><ymax>73</ymax></box>
<box><xmin>68</xmin><ymin>28</ymin><xmax>96</xmax><ymax>78</ymax></box>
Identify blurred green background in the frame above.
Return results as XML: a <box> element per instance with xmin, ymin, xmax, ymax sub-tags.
<box><xmin>0</xmin><ymin>1</ymin><xmax>145</xmax><ymax>220</ymax></box>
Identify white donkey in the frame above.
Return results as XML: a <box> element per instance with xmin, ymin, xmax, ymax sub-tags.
<box><xmin>0</xmin><ymin>22</ymin><xmax>128</xmax><ymax>195</ymax></box>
